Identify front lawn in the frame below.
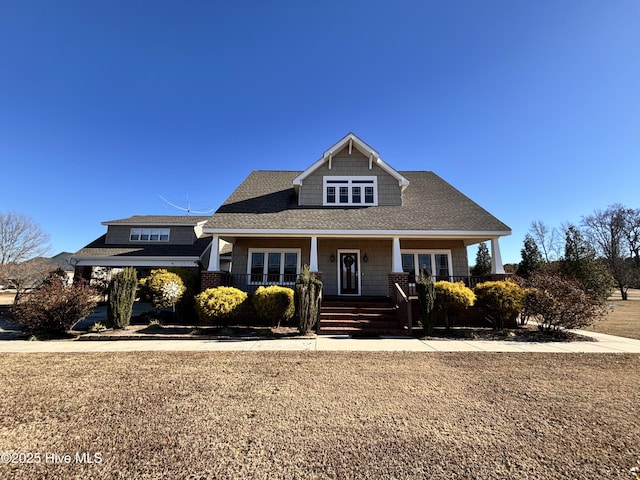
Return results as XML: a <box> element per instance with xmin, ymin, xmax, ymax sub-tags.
<box><xmin>1</xmin><ymin>352</ymin><xmax>638</xmax><ymax>479</ymax></box>
<box><xmin>587</xmin><ymin>288</ymin><xmax>640</xmax><ymax>340</ymax></box>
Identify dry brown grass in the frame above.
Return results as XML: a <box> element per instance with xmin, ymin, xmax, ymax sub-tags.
<box><xmin>588</xmin><ymin>288</ymin><xmax>640</xmax><ymax>340</ymax></box>
<box><xmin>1</xmin><ymin>352</ymin><xmax>639</xmax><ymax>479</ymax></box>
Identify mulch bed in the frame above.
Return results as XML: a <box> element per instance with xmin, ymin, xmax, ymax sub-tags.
<box><xmin>421</xmin><ymin>324</ymin><xmax>596</xmax><ymax>342</ymax></box>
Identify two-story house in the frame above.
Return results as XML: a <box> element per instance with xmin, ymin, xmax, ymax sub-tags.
<box><xmin>202</xmin><ymin>133</ymin><xmax>511</xmax><ymax>299</ymax></box>
<box><xmin>71</xmin><ymin>216</ymin><xmax>226</xmax><ymax>282</ymax></box>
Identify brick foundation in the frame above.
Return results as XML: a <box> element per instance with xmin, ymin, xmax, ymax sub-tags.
<box><xmin>388</xmin><ymin>272</ymin><xmax>410</xmax><ymax>297</ymax></box>
<box><xmin>200</xmin><ymin>271</ymin><xmax>231</xmax><ymax>291</ymax></box>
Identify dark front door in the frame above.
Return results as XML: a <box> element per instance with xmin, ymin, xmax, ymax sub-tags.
<box><xmin>340</xmin><ymin>252</ymin><xmax>359</xmax><ymax>295</ymax></box>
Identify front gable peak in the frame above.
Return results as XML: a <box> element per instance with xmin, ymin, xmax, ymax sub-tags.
<box><xmin>292</xmin><ymin>133</ymin><xmax>410</xmax><ymax>189</ymax></box>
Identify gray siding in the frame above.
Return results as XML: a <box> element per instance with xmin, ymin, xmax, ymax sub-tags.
<box><xmin>105</xmin><ymin>225</ymin><xmax>198</xmax><ymax>245</ymax></box>
<box><xmin>298</xmin><ymin>147</ymin><xmax>402</xmax><ymax>206</ymax></box>
<box><xmin>230</xmin><ymin>237</ymin><xmax>468</xmax><ymax>296</ymax></box>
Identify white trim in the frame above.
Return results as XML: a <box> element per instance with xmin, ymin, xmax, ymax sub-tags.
<box><xmin>203</xmin><ymin>227</ymin><xmax>511</xmax><ymax>241</ymax></box>
<box><xmin>292</xmin><ymin>133</ymin><xmax>410</xmax><ymax>189</ymax></box>
<box><xmin>323</xmin><ymin>176</ymin><xmax>379</xmax><ymax>206</ymax></box>
<box><xmin>490</xmin><ymin>238</ymin><xmax>505</xmax><ymax>274</ymax></box>
<box><xmin>247</xmin><ymin>248</ymin><xmax>302</xmax><ymax>285</ymax></box>
<box><xmin>102</xmin><ymin>220</ymin><xmax>208</xmax><ymax>227</ymax></box>
<box><xmin>309</xmin><ymin>236</ymin><xmax>319</xmax><ymax>272</ymax></box>
<box><xmin>337</xmin><ymin>249</ymin><xmax>361</xmax><ymax>296</ymax></box>
<box><xmin>129</xmin><ymin>228</ymin><xmax>170</xmax><ymax>242</ymax></box>
<box><xmin>72</xmin><ymin>257</ymin><xmax>201</xmax><ymax>267</ymax></box>
<box><xmin>400</xmin><ymin>249</ymin><xmax>453</xmax><ymax>282</ymax></box>
<box><xmin>207</xmin><ymin>236</ymin><xmax>220</xmax><ymax>271</ymax></box>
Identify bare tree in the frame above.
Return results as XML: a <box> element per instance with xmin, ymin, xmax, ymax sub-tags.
<box><xmin>529</xmin><ymin>220</ymin><xmax>561</xmax><ymax>262</ymax></box>
<box><xmin>0</xmin><ymin>212</ymin><xmax>50</xmax><ymax>264</ymax></box>
<box><xmin>582</xmin><ymin>204</ymin><xmax>635</xmax><ymax>300</ymax></box>
<box><xmin>0</xmin><ymin>212</ymin><xmax>53</xmax><ymax>303</ymax></box>
<box><xmin>625</xmin><ymin>208</ymin><xmax>640</xmax><ymax>268</ymax></box>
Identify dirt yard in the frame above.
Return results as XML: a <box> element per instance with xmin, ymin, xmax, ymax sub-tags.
<box><xmin>0</xmin><ymin>352</ymin><xmax>638</xmax><ymax>479</ymax></box>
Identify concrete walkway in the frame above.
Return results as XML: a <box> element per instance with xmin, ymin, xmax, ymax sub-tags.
<box><xmin>1</xmin><ymin>329</ymin><xmax>640</xmax><ymax>353</ymax></box>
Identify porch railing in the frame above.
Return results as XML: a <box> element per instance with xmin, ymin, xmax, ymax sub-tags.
<box><xmin>215</xmin><ymin>273</ymin><xmax>507</xmax><ymax>296</ymax></box>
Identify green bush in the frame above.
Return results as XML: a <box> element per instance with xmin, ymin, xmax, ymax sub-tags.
<box><xmin>12</xmin><ymin>277</ymin><xmax>97</xmax><ymax>335</ymax></box>
<box><xmin>252</xmin><ymin>285</ymin><xmax>295</xmax><ymax>328</ymax></box>
<box><xmin>474</xmin><ymin>280</ymin><xmax>525</xmax><ymax>330</ymax></box>
<box><xmin>295</xmin><ymin>266</ymin><xmax>323</xmax><ymax>335</ymax></box>
<box><xmin>434</xmin><ymin>281</ymin><xmax>475</xmax><ymax>330</ymax></box>
<box><xmin>107</xmin><ymin>267</ymin><xmax>138</xmax><ymax>329</ymax></box>
<box><xmin>139</xmin><ymin>269</ymin><xmax>186</xmax><ymax>309</ymax></box>
<box><xmin>415</xmin><ymin>271</ymin><xmax>436</xmax><ymax>335</ymax></box>
<box><xmin>195</xmin><ymin>286</ymin><xmax>248</xmax><ymax>325</ymax></box>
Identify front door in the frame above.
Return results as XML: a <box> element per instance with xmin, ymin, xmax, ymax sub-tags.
<box><xmin>339</xmin><ymin>251</ymin><xmax>360</xmax><ymax>295</ymax></box>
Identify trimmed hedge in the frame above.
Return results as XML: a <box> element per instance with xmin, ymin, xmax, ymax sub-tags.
<box><xmin>433</xmin><ymin>281</ymin><xmax>475</xmax><ymax>330</ymax></box>
<box><xmin>252</xmin><ymin>285</ymin><xmax>295</xmax><ymax>328</ymax></box>
<box><xmin>139</xmin><ymin>269</ymin><xmax>186</xmax><ymax>309</ymax></box>
<box><xmin>195</xmin><ymin>286</ymin><xmax>248</xmax><ymax>325</ymax></box>
<box><xmin>474</xmin><ymin>280</ymin><xmax>525</xmax><ymax>330</ymax></box>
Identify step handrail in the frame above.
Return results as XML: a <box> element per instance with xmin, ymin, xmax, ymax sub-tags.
<box><xmin>393</xmin><ymin>282</ymin><xmax>412</xmax><ymax>334</ymax></box>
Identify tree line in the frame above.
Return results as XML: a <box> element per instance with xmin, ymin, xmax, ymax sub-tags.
<box><xmin>472</xmin><ymin>204</ymin><xmax>640</xmax><ymax>300</ymax></box>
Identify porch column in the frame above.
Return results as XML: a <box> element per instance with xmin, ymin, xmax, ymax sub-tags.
<box><xmin>310</xmin><ymin>236</ymin><xmax>319</xmax><ymax>272</ymax></box>
<box><xmin>207</xmin><ymin>235</ymin><xmax>220</xmax><ymax>271</ymax></box>
<box><xmin>490</xmin><ymin>237</ymin><xmax>505</xmax><ymax>274</ymax></box>
<box><xmin>391</xmin><ymin>236</ymin><xmax>403</xmax><ymax>273</ymax></box>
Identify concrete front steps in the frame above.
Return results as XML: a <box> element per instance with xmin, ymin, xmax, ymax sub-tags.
<box><xmin>318</xmin><ymin>297</ymin><xmax>403</xmax><ymax>336</ymax></box>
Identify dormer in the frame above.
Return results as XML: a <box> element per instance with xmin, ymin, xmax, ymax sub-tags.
<box><xmin>293</xmin><ymin>133</ymin><xmax>410</xmax><ymax>207</ymax></box>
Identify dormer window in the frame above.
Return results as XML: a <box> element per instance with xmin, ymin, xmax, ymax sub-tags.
<box><xmin>130</xmin><ymin>228</ymin><xmax>170</xmax><ymax>242</ymax></box>
<box><xmin>323</xmin><ymin>176</ymin><xmax>378</xmax><ymax>206</ymax></box>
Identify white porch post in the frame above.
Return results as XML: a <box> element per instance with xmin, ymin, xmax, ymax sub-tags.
<box><xmin>392</xmin><ymin>237</ymin><xmax>403</xmax><ymax>273</ymax></box>
<box><xmin>310</xmin><ymin>236</ymin><xmax>319</xmax><ymax>272</ymax></box>
<box><xmin>491</xmin><ymin>237</ymin><xmax>505</xmax><ymax>274</ymax></box>
<box><xmin>207</xmin><ymin>235</ymin><xmax>220</xmax><ymax>271</ymax></box>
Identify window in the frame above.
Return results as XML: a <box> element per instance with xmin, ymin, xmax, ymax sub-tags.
<box><xmin>401</xmin><ymin>251</ymin><xmax>452</xmax><ymax>283</ymax></box>
<box><xmin>323</xmin><ymin>177</ymin><xmax>378</xmax><ymax>206</ymax></box>
<box><xmin>248</xmin><ymin>249</ymin><xmax>300</xmax><ymax>284</ymax></box>
<box><xmin>130</xmin><ymin>228</ymin><xmax>170</xmax><ymax>242</ymax></box>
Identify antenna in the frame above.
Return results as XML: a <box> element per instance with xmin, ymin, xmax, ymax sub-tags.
<box><xmin>158</xmin><ymin>195</ymin><xmax>216</xmax><ymax>215</ymax></box>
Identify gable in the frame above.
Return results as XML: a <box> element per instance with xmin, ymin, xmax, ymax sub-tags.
<box><xmin>293</xmin><ymin>133</ymin><xmax>409</xmax><ymax>207</ymax></box>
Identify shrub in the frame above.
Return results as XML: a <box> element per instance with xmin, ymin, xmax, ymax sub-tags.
<box><xmin>433</xmin><ymin>281</ymin><xmax>475</xmax><ymax>330</ymax></box>
<box><xmin>107</xmin><ymin>267</ymin><xmax>138</xmax><ymax>329</ymax></box>
<box><xmin>415</xmin><ymin>271</ymin><xmax>436</xmax><ymax>335</ymax></box>
<box><xmin>12</xmin><ymin>277</ymin><xmax>97</xmax><ymax>335</ymax></box>
<box><xmin>140</xmin><ymin>269</ymin><xmax>186</xmax><ymax>309</ymax></box>
<box><xmin>195</xmin><ymin>286</ymin><xmax>248</xmax><ymax>325</ymax></box>
<box><xmin>252</xmin><ymin>285</ymin><xmax>295</xmax><ymax>328</ymax></box>
<box><xmin>521</xmin><ymin>272</ymin><xmax>609</xmax><ymax>332</ymax></box>
<box><xmin>474</xmin><ymin>280</ymin><xmax>525</xmax><ymax>330</ymax></box>
<box><xmin>295</xmin><ymin>265</ymin><xmax>323</xmax><ymax>335</ymax></box>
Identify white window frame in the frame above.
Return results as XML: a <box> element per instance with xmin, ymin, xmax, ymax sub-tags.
<box><xmin>130</xmin><ymin>228</ymin><xmax>170</xmax><ymax>242</ymax></box>
<box><xmin>400</xmin><ymin>250</ymin><xmax>453</xmax><ymax>283</ymax></box>
<box><xmin>323</xmin><ymin>176</ymin><xmax>378</xmax><ymax>206</ymax></box>
<box><xmin>247</xmin><ymin>248</ymin><xmax>301</xmax><ymax>285</ymax></box>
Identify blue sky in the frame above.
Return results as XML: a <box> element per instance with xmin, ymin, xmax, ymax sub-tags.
<box><xmin>1</xmin><ymin>1</ymin><xmax>639</xmax><ymax>265</ymax></box>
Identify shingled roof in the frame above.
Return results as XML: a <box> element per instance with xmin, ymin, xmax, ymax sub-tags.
<box><xmin>74</xmin><ymin>235</ymin><xmax>213</xmax><ymax>259</ymax></box>
<box><xmin>102</xmin><ymin>216</ymin><xmax>211</xmax><ymax>226</ymax></box>
<box><xmin>205</xmin><ymin>170</ymin><xmax>510</xmax><ymax>234</ymax></box>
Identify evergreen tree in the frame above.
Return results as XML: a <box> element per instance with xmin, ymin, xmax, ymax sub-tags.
<box><xmin>470</xmin><ymin>242</ymin><xmax>491</xmax><ymax>276</ymax></box>
<box><xmin>517</xmin><ymin>234</ymin><xmax>544</xmax><ymax>277</ymax></box>
<box><xmin>561</xmin><ymin>225</ymin><xmax>613</xmax><ymax>301</ymax></box>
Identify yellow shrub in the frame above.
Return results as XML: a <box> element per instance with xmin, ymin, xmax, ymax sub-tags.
<box><xmin>195</xmin><ymin>287</ymin><xmax>248</xmax><ymax>323</ymax></box>
<box><xmin>434</xmin><ymin>281</ymin><xmax>476</xmax><ymax>309</ymax></box>
<box><xmin>474</xmin><ymin>280</ymin><xmax>525</xmax><ymax>329</ymax></box>
<box><xmin>252</xmin><ymin>285</ymin><xmax>295</xmax><ymax>327</ymax></box>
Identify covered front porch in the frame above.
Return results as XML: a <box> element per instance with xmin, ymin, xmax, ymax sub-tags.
<box><xmin>203</xmin><ymin>234</ymin><xmax>507</xmax><ymax>297</ymax></box>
